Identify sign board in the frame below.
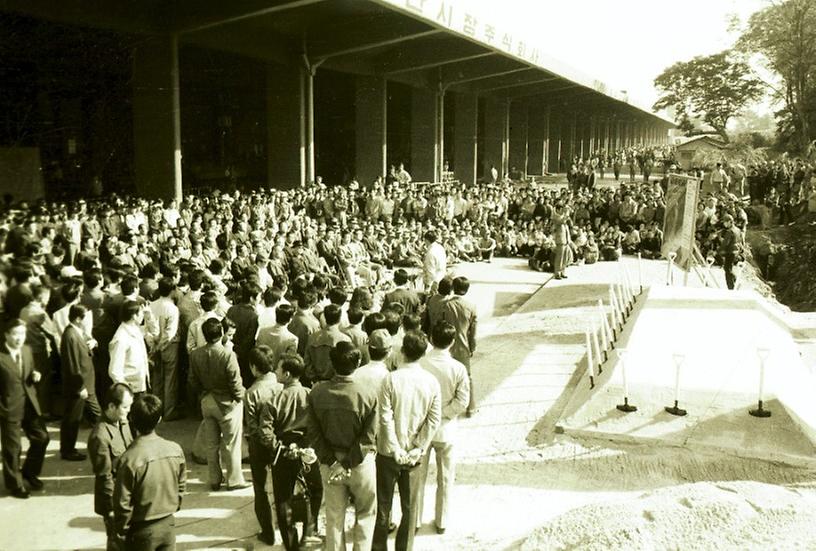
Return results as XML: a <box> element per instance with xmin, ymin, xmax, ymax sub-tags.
<box><xmin>661</xmin><ymin>174</ymin><xmax>700</xmax><ymax>270</ymax></box>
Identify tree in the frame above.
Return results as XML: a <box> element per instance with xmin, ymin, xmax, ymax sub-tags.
<box><xmin>737</xmin><ymin>0</ymin><xmax>816</xmax><ymax>153</ymax></box>
<box><xmin>653</xmin><ymin>51</ymin><xmax>764</xmax><ymax>142</ymax></box>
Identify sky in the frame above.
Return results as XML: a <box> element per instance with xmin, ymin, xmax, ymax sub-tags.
<box><xmin>468</xmin><ymin>0</ymin><xmax>769</xmax><ymax>112</ymax></box>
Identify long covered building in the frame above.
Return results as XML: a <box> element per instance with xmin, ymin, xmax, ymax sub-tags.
<box><xmin>0</xmin><ymin>0</ymin><xmax>673</xmax><ymax>201</ymax></box>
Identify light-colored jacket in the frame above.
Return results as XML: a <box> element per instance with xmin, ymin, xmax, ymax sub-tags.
<box><xmin>108</xmin><ymin>322</ymin><xmax>149</xmax><ymax>393</ymax></box>
<box><xmin>420</xmin><ymin>348</ymin><xmax>470</xmax><ymax>443</ymax></box>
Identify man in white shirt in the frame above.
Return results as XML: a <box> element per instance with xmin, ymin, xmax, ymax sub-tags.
<box><xmin>148</xmin><ymin>279</ymin><xmax>181</xmax><ymax>420</ymax></box>
<box><xmin>372</xmin><ymin>332</ymin><xmax>441</xmax><ymax>551</ymax></box>
<box><xmin>422</xmin><ymin>230</ymin><xmax>447</xmax><ymax>295</ymax></box>
<box><xmin>255</xmin><ymin>287</ymin><xmax>282</xmax><ymax>334</ymax></box>
<box><xmin>52</xmin><ymin>282</ymin><xmax>94</xmax><ymax>351</ymax></box>
<box><xmin>109</xmin><ymin>300</ymin><xmax>149</xmax><ymax>395</ymax></box>
<box><xmin>417</xmin><ymin>321</ymin><xmax>470</xmax><ymax>534</ymax></box>
<box><xmin>186</xmin><ymin>291</ymin><xmax>221</xmax><ymax>355</ymax></box>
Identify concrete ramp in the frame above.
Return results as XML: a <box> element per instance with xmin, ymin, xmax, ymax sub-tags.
<box><xmin>557</xmin><ymin>286</ymin><xmax>816</xmax><ymax>466</ymax></box>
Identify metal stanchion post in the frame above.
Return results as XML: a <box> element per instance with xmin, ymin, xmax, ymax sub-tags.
<box><xmin>665</xmin><ymin>353</ymin><xmax>687</xmax><ymax>416</ymax></box>
<box><xmin>749</xmin><ymin>348</ymin><xmax>772</xmax><ymax>418</ymax></box>
<box><xmin>616</xmin><ymin>349</ymin><xmax>637</xmax><ymax>412</ymax></box>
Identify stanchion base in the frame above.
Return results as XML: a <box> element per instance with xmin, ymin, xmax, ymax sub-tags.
<box><xmin>665</xmin><ymin>406</ymin><xmax>687</xmax><ymax>416</ymax></box>
<box><xmin>589</xmin><ymin>376</ymin><xmax>595</xmax><ymax>390</ymax></box>
<box><xmin>616</xmin><ymin>398</ymin><xmax>637</xmax><ymax>413</ymax></box>
<box><xmin>749</xmin><ymin>400</ymin><xmax>772</xmax><ymax>418</ymax></box>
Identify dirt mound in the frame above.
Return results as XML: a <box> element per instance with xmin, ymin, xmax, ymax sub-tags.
<box><xmin>745</xmin><ymin>213</ymin><xmax>816</xmax><ymax>312</ymax></box>
<box><xmin>522</xmin><ymin>481</ymin><xmax>816</xmax><ymax>551</ymax></box>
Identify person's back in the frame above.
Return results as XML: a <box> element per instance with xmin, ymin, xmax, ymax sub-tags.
<box><xmin>440</xmin><ymin>286</ymin><xmax>477</xmax><ymax>368</ymax></box>
<box><xmin>256</xmin><ymin>303</ymin><xmax>299</xmax><ymax>369</ymax></box>
<box><xmin>288</xmin><ymin>293</ymin><xmax>321</xmax><ymax>357</ymax></box>
<box><xmin>189</xmin><ymin>340</ymin><xmax>244</xmax><ymax>405</ymax></box>
<box><xmin>113</xmin><ymin>394</ymin><xmax>185</xmax><ymax>549</ymax></box>
<box><xmin>304</xmin><ymin>305</ymin><xmax>351</xmax><ymax>383</ymax></box>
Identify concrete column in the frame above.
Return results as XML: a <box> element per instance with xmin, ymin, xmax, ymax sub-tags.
<box><xmin>132</xmin><ymin>34</ymin><xmax>183</xmax><ymax>201</ymax></box>
<box><xmin>484</xmin><ymin>99</ymin><xmax>509</xmax><ymax>179</ymax></box>
<box><xmin>588</xmin><ymin>116</ymin><xmax>595</xmax><ymax>155</ymax></box>
<box><xmin>355</xmin><ymin>75</ymin><xmax>387</xmax><ymax>186</ymax></box>
<box><xmin>509</xmin><ymin>101</ymin><xmax>529</xmax><ymax>177</ymax></box>
<box><xmin>454</xmin><ymin>93</ymin><xmax>478</xmax><ymax>186</ymax></box>
<box><xmin>411</xmin><ymin>87</ymin><xmax>438</xmax><ymax>182</ymax></box>
<box><xmin>436</xmin><ymin>91</ymin><xmax>445</xmax><ymax>182</ymax></box>
<box><xmin>569</xmin><ymin>113</ymin><xmax>577</xmax><ymax>165</ymax></box>
<box><xmin>267</xmin><ymin>61</ymin><xmax>306</xmax><ymax>189</ymax></box>
<box><xmin>528</xmin><ymin>104</ymin><xmax>549</xmax><ymax>175</ymax></box>
<box><xmin>604</xmin><ymin>118</ymin><xmax>611</xmax><ymax>152</ymax></box>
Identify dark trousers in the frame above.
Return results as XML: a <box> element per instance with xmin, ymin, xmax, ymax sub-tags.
<box><xmin>0</xmin><ymin>401</ymin><xmax>49</xmax><ymax>492</ymax></box>
<box><xmin>272</xmin><ymin>455</ymin><xmax>323</xmax><ymax>551</ymax></box>
<box><xmin>723</xmin><ymin>253</ymin><xmax>737</xmax><ymax>290</ymax></box>
<box><xmin>60</xmin><ymin>393</ymin><xmax>102</xmax><ymax>454</ymax></box>
<box><xmin>372</xmin><ymin>454</ymin><xmax>424</xmax><ymax>551</ymax></box>
<box><xmin>125</xmin><ymin>514</ymin><xmax>175</xmax><ymax>551</ymax></box>
<box><xmin>248</xmin><ymin>439</ymin><xmax>275</xmax><ymax>539</ymax></box>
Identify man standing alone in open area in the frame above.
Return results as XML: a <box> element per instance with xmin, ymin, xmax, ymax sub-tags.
<box><xmin>113</xmin><ymin>394</ymin><xmax>186</xmax><ymax>550</ymax></box>
<box><xmin>422</xmin><ymin>230</ymin><xmax>447</xmax><ymax>295</ymax></box>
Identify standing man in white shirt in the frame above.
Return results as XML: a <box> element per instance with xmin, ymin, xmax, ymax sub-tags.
<box><xmin>372</xmin><ymin>332</ymin><xmax>441</xmax><ymax>551</ymax></box>
<box><xmin>149</xmin><ymin>279</ymin><xmax>181</xmax><ymax>420</ymax></box>
<box><xmin>186</xmin><ymin>291</ymin><xmax>221</xmax><ymax>355</ymax></box>
<box><xmin>417</xmin><ymin>321</ymin><xmax>470</xmax><ymax>534</ymax></box>
<box><xmin>422</xmin><ymin>230</ymin><xmax>447</xmax><ymax>295</ymax></box>
<box><xmin>108</xmin><ymin>300</ymin><xmax>149</xmax><ymax>396</ymax></box>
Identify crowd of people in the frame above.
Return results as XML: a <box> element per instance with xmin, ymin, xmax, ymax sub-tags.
<box><xmin>1</xmin><ymin>140</ymin><xmax>814</xmax><ymax>549</ymax></box>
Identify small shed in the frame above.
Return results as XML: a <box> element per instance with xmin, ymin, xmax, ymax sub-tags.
<box><xmin>674</xmin><ymin>135</ymin><xmax>727</xmax><ymax>169</ymax></box>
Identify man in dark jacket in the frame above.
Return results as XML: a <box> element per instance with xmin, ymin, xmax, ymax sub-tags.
<box><xmin>440</xmin><ymin>277</ymin><xmax>478</xmax><ymax>416</ymax></box>
<box><xmin>718</xmin><ymin>213</ymin><xmax>743</xmax><ymax>290</ymax></box>
<box><xmin>88</xmin><ymin>383</ymin><xmax>134</xmax><ymax>551</ymax></box>
<box><xmin>0</xmin><ymin>318</ymin><xmax>49</xmax><ymax>498</ymax></box>
<box><xmin>59</xmin><ymin>304</ymin><xmax>101</xmax><ymax>461</ymax></box>
<box><xmin>259</xmin><ymin>354</ymin><xmax>323</xmax><ymax>551</ymax></box>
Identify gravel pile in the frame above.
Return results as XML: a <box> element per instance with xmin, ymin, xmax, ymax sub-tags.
<box><xmin>522</xmin><ymin>481</ymin><xmax>816</xmax><ymax>550</ymax></box>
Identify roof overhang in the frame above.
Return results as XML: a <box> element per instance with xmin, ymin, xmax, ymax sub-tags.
<box><xmin>0</xmin><ymin>0</ymin><xmax>674</xmax><ymax>126</ymax></box>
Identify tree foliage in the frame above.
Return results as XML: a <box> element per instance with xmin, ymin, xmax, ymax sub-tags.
<box><xmin>737</xmin><ymin>0</ymin><xmax>816</xmax><ymax>153</ymax></box>
<box><xmin>653</xmin><ymin>51</ymin><xmax>764</xmax><ymax>142</ymax></box>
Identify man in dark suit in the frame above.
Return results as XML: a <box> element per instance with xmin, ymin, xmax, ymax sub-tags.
<box><xmin>384</xmin><ymin>269</ymin><xmax>422</xmax><ymax>315</ymax></box>
<box><xmin>0</xmin><ymin>318</ymin><xmax>50</xmax><ymax>498</ymax></box>
<box><xmin>60</xmin><ymin>304</ymin><xmax>102</xmax><ymax>461</ymax></box>
<box><xmin>440</xmin><ymin>277</ymin><xmax>478</xmax><ymax>417</ymax></box>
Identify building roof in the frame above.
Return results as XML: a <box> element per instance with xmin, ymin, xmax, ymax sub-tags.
<box><xmin>1</xmin><ymin>0</ymin><xmax>673</xmax><ymax>126</ymax></box>
<box><xmin>674</xmin><ymin>135</ymin><xmax>727</xmax><ymax>148</ymax></box>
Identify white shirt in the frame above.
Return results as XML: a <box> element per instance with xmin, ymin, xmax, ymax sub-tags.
<box><xmin>109</xmin><ymin>322</ymin><xmax>149</xmax><ymax>393</ymax></box>
<box><xmin>354</xmin><ymin>360</ymin><xmax>389</xmax><ymax>392</ymax></box>
<box><xmin>423</xmin><ymin>242</ymin><xmax>447</xmax><ymax>289</ymax></box>
<box><xmin>53</xmin><ymin>301</ymin><xmax>93</xmax><ymax>352</ymax></box>
<box><xmin>149</xmin><ymin>296</ymin><xmax>180</xmax><ymax>348</ymax></box>
<box><xmin>420</xmin><ymin>348</ymin><xmax>470</xmax><ymax>443</ymax></box>
<box><xmin>256</xmin><ymin>305</ymin><xmax>278</xmax><ymax>335</ymax></box>
<box><xmin>187</xmin><ymin>311</ymin><xmax>220</xmax><ymax>354</ymax></box>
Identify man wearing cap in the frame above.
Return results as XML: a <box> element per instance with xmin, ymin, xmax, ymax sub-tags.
<box><xmin>718</xmin><ymin>213</ymin><xmax>743</xmax><ymax>290</ymax></box>
<box><xmin>354</xmin><ymin>329</ymin><xmax>391</xmax><ymax>391</ymax></box>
